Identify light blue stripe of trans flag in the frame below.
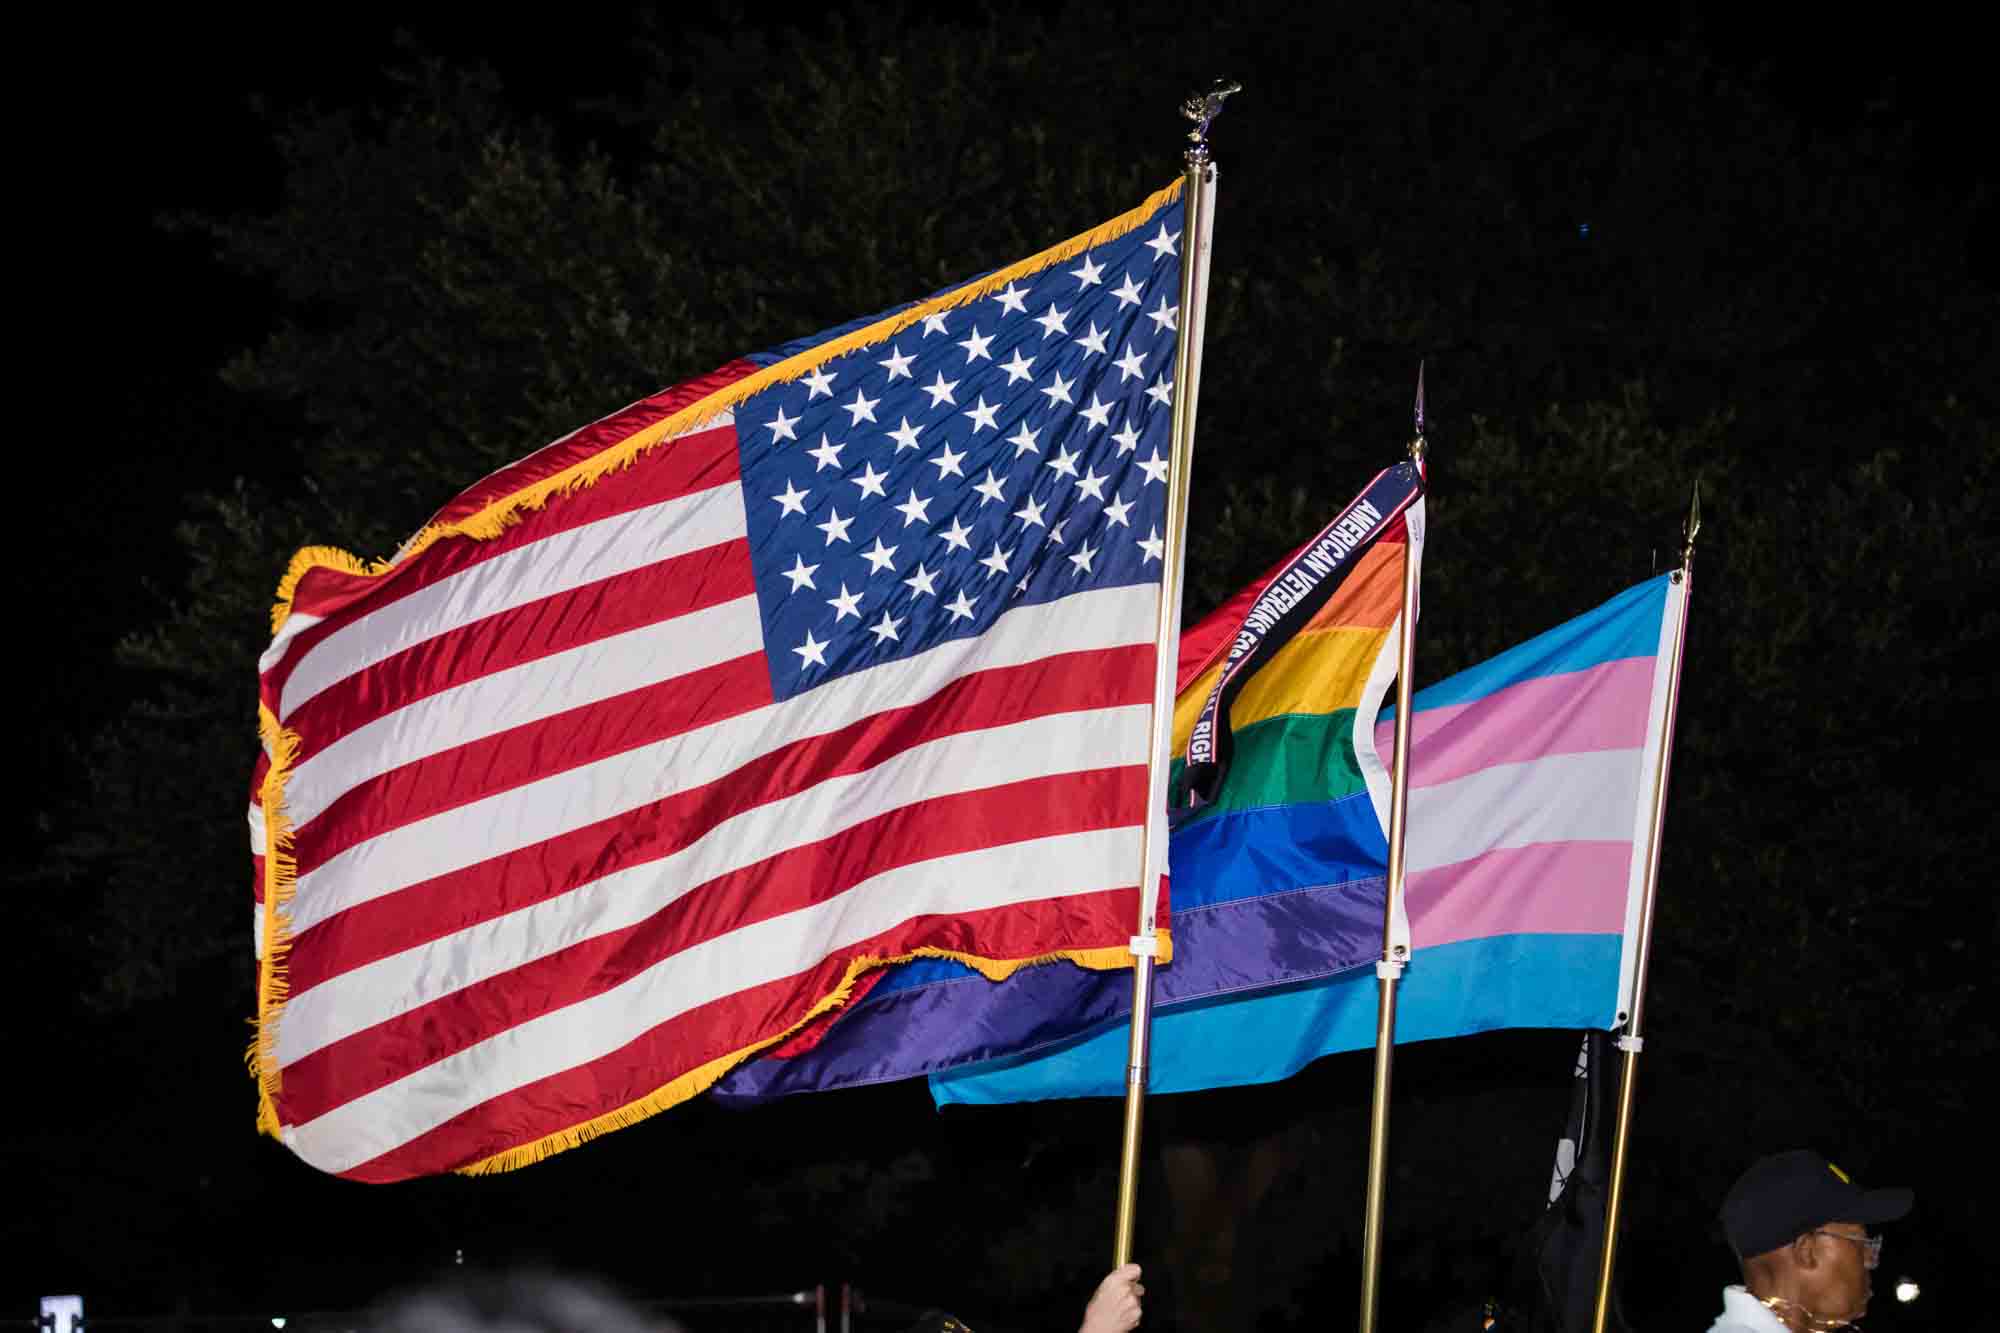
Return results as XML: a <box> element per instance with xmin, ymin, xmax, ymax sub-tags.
<box><xmin>911</xmin><ymin>579</ymin><xmax>1667</xmax><ymax>1019</ymax></box>
<box><xmin>930</xmin><ymin>932</ymin><xmax>1622</xmax><ymax>1104</ymax></box>
<box><xmin>1384</xmin><ymin>574</ymin><xmax>1669</xmax><ymax>718</ymax></box>
<box><xmin>930</xmin><ymin>575</ymin><xmax>1670</xmax><ymax>1104</ymax></box>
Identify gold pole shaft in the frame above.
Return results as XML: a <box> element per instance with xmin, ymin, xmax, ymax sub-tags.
<box><xmin>1112</xmin><ymin>951</ymin><xmax>1157</xmax><ymax>1265</ymax></box>
<box><xmin>1591</xmin><ymin>1046</ymin><xmax>1643</xmax><ymax>1333</ymax></box>
<box><xmin>1112</xmin><ymin>115</ymin><xmax>1223</xmax><ymax>1269</ymax></box>
<box><xmin>1590</xmin><ymin>515</ymin><xmax>1697</xmax><ymax>1333</ymax></box>
<box><xmin>1357</xmin><ymin>965</ymin><xmax>1402</xmax><ymax>1331</ymax></box>
<box><xmin>1357</xmin><ymin>473</ymin><xmax>1424</xmax><ymax>1332</ymax></box>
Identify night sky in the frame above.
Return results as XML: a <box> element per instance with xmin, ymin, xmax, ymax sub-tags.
<box><xmin>13</xmin><ymin>4</ymin><xmax>1994</xmax><ymax>1329</ymax></box>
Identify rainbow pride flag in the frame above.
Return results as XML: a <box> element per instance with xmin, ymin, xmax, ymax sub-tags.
<box><xmin>710</xmin><ymin>490</ymin><xmax>1422</xmax><ymax>1102</ymax></box>
<box><xmin>932</xmin><ymin>572</ymin><xmax>1685</xmax><ymax>1102</ymax></box>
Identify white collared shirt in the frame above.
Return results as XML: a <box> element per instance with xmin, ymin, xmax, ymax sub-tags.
<box><xmin>1707</xmin><ymin>1284</ymin><xmax>1794</xmax><ymax>1332</ymax></box>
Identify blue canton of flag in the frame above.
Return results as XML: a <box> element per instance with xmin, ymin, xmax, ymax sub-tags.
<box><xmin>738</xmin><ymin>199</ymin><xmax>1187</xmax><ymax>699</ymax></box>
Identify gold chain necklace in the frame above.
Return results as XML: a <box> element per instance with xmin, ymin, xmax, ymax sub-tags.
<box><xmin>1757</xmin><ymin>1293</ymin><xmax>1856</xmax><ymax>1332</ymax></box>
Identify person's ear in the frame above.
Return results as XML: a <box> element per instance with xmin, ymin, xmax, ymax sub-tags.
<box><xmin>1792</xmin><ymin>1233</ymin><xmax>1821</xmax><ymax>1272</ymax></box>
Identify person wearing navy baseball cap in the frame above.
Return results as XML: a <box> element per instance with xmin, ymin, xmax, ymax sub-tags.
<box><xmin>1707</xmin><ymin>1149</ymin><xmax>1913</xmax><ymax>1331</ymax></box>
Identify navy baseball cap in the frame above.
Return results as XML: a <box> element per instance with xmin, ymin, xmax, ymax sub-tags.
<box><xmin>1720</xmin><ymin>1149</ymin><xmax>1913</xmax><ymax>1258</ymax></box>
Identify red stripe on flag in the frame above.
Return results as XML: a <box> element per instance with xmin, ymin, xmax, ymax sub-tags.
<box><xmin>268</xmin><ymin>417</ymin><xmax>744</xmax><ymax>698</ymax></box>
<box><xmin>279</xmin><ymin>767</ymin><xmax>1144</xmax><ymax>1127</ymax></box>
<box><xmin>289</xmin><ymin>650</ymin><xmax>774</xmax><ymax>877</ymax></box>
<box><xmin>422</xmin><ymin>361</ymin><xmax>761</xmax><ymax>531</ymax></box>
<box><xmin>285</xmin><ymin>643</ymin><xmax>1151</xmax><ymax>989</ymax></box>
<box><xmin>326</xmin><ymin>894</ymin><xmax>1138</xmax><ymax>1182</ymax></box>
<box><xmin>284</xmin><ymin>538</ymin><xmax>758</xmax><ymax>767</ymax></box>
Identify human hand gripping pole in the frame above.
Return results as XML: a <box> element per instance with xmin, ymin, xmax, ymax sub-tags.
<box><xmin>1079</xmin><ymin>1264</ymin><xmax>1145</xmax><ymax>1333</ymax></box>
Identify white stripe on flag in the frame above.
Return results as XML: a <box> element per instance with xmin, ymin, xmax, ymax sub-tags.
<box><xmin>279</xmin><ymin>479</ymin><xmax>749</xmax><ymax>717</ymax></box>
<box><xmin>260</xmin><ymin>612</ymin><xmax>324</xmax><ymax>676</ymax></box>
<box><xmin>278</xmin><ymin>701</ymin><xmax>1152</xmax><ymax>1064</ymax></box>
<box><xmin>286</xmin><ymin>585</ymin><xmax>1156</xmax><ymax>934</ymax></box>
<box><xmin>286</xmin><ymin>823</ymin><xmax>1144</xmax><ymax>1174</ymax></box>
<box><xmin>247</xmin><ymin>800</ymin><xmax>267</xmax><ymax>857</ymax></box>
<box><xmin>1405</xmin><ymin>746</ymin><xmax>1642</xmax><ymax>874</ymax></box>
<box><xmin>285</xmin><ymin>592</ymin><xmax>765</xmax><ymax>832</ymax></box>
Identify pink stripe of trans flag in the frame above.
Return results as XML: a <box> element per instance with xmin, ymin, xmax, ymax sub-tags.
<box><xmin>1407</xmin><ymin>840</ymin><xmax>1634</xmax><ymax>946</ymax></box>
<box><xmin>1373</xmin><ymin>656</ymin><xmax>1654</xmax><ymax>789</ymax></box>
<box><xmin>1372</xmin><ymin>655</ymin><xmax>1658</xmax><ymax>950</ymax></box>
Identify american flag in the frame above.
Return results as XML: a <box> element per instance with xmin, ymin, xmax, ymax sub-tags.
<box><xmin>247</xmin><ymin>181</ymin><xmax>1188</xmax><ymax>1181</ymax></box>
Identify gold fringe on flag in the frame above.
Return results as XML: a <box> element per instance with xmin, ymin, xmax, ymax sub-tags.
<box><xmin>270</xmin><ymin>545</ymin><xmax>392</xmax><ymax>635</ymax></box>
<box><xmin>250</xmin><ymin>179</ymin><xmax>1189</xmax><ymax>1159</ymax></box>
<box><xmin>250</xmin><ymin>704</ymin><xmax>302</xmax><ymax>1138</ymax></box>
<box><xmin>460</xmin><ymin>929</ymin><xmax>1173</xmax><ymax>1176</ymax></box>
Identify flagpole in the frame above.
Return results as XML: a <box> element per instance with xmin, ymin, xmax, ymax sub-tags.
<box><xmin>1112</xmin><ymin>79</ymin><xmax>1236</xmax><ymax>1270</ymax></box>
<box><xmin>1590</xmin><ymin>483</ymin><xmax>1701</xmax><ymax>1333</ymax></box>
<box><xmin>1356</xmin><ymin>368</ymin><xmax>1429</xmax><ymax>1333</ymax></box>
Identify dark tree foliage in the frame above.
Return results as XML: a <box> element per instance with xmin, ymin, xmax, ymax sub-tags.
<box><xmin>17</xmin><ymin>2</ymin><xmax>1995</xmax><ymax>1327</ymax></box>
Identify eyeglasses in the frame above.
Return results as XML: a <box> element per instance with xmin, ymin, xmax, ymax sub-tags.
<box><xmin>1812</xmin><ymin>1230</ymin><xmax>1881</xmax><ymax>1269</ymax></box>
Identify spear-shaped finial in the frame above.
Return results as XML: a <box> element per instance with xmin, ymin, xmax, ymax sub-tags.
<box><xmin>1410</xmin><ymin>361</ymin><xmax>1429</xmax><ymax>464</ymax></box>
<box><xmin>1181</xmin><ymin>80</ymin><xmax>1242</xmax><ymax>166</ymax></box>
<box><xmin>1680</xmin><ymin>478</ymin><xmax>1702</xmax><ymax>571</ymax></box>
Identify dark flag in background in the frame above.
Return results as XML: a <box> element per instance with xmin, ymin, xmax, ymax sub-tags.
<box><xmin>1514</xmin><ymin>1030</ymin><xmax>1632</xmax><ymax>1332</ymax></box>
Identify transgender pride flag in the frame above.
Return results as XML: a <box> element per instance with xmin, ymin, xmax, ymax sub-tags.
<box><xmin>932</xmin><ymin>573</ymin><xmax>1687</xmax><ymax>1102</ymax></box>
